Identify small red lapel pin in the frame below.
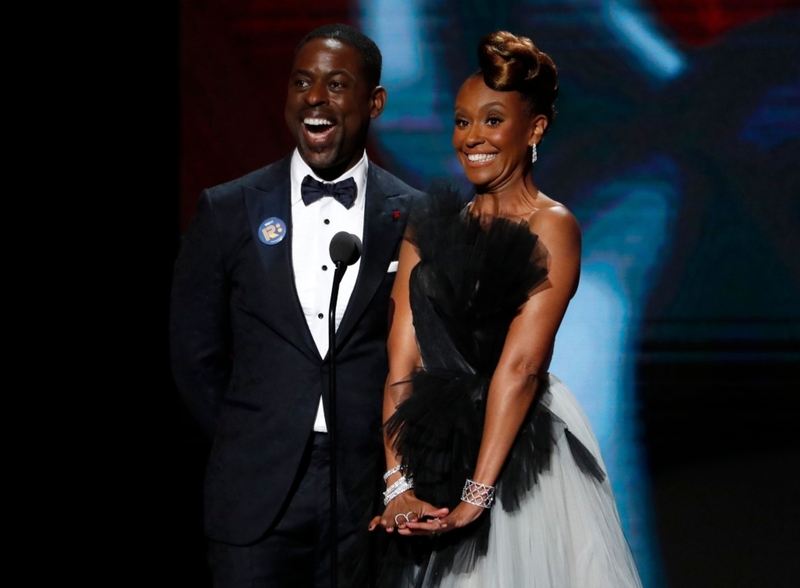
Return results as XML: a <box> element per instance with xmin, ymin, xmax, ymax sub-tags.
<box><xmin>392</xmin><ymin>209</ymin><xmax>401</xmax><ymax>220</ymax></box>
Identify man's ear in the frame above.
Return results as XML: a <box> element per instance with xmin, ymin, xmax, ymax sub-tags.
<box><xmin>370</xmin><ymin>86</ymin><xmax>387</xmax><ymax>119</ymax></box>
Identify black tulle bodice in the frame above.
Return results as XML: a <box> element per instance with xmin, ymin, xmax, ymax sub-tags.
<box><xmin>408</xmin><ymin>207</ymin><xmax>548</xmax><ymax>377</ymax></box>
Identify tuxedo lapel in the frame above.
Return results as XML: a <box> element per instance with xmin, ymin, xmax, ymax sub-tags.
<box><xmin>334</xmin><ymin>165</ymin><xmax>409</xmax><ymax>351</ymax></box>
<box><xmin>243</xmin><ymin>158</ymin><xmax>321</xmax><ymax>362</ymax></box>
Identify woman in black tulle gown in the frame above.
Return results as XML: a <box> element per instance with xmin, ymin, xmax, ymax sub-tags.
<box><xmin>366</xmin><ymin>31</ymin><xmax>642</xmax><ymax>587</ymax></box>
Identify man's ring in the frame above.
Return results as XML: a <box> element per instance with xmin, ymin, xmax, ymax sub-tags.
<box><xmin>405</xmin><ymin>511</ymin><xmax>416</xmax><ymax>521</ymax></box>
<box><xmin>394</xmin><ymin>513</ymin><xmax>408</xmax><ymax>525</ymax></box>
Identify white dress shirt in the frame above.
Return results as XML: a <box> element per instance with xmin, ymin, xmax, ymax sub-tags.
<box><xmin>290</xmin><ymin>149</ymin><xmax>368</xmax><ymax>432</ymax></box>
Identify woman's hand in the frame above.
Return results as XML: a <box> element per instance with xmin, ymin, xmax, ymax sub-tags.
<box><xmin>368</xmin><ymin>491</ymin><xmax>450</xmax><ymax>535</ymax></box>
<box><xmin>404</xmin><ymin>501</ymin><xmax>485</xmax><ymax>536</ymax></box>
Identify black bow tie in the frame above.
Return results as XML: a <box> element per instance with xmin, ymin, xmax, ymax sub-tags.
<box><xmin>301</xmin><ymin>175</ymin><xmax>357</xmax><ymax>209</ymax></box>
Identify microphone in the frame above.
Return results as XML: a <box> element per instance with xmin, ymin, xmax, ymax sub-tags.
<box><xmin>326</xmin><ymin>231</ymin><xmax>362</xmax><ymax>588</ymax></box>
<box><xmin>329</xmin><ymin>231</ymin><xmax>362</xmax><ymax>267</ymax></box>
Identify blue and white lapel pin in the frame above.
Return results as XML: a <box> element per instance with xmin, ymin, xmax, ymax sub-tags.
<box><xmin>258</xmin><ymin>217</ymin><xmax>287</xmax><ymax>245</ymax></box>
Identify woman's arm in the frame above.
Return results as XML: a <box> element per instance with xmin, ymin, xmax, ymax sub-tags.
<box><xmin>409</xmin><ymin>205</ymin><xmax>582</xmax><ymax>534</ymax></box>
<box><xmin>369</xmin><ymin>236</ymin><xmax>451</xmax><ymax>533</ymax></box>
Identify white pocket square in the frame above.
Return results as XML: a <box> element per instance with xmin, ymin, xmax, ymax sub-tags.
<box><xmin>387</xmin><ymin>261</ymin><xmax>399</xmax><ymax>273</ymax></box>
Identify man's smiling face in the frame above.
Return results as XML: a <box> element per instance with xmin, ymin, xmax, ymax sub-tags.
<box><xmin>285</xmin><ymin>37</ymin><xmax>385</xmax><ymax>181</ymax></box>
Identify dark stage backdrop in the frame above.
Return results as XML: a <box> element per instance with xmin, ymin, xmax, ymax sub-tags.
<box><xmin>176</xmin><ymin>1</ymin><xmax>800</xmax><ymax>586</ymax></box>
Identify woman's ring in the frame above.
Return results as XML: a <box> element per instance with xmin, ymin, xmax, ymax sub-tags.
<box><xmin>405</xmin><ymin>511</ymin><xmax>416</xmax><ymax>521</ymax></box>
<box><xmin>394</xmin><ymin>513</ymin><xmax>408</xmax><ymax>525</ymax></box>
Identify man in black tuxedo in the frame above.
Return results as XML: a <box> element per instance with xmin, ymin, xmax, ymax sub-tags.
<box><xmin>170</xmin><ymin>24</ymin><xmax>422</xmax><ymax>587</ymax></box>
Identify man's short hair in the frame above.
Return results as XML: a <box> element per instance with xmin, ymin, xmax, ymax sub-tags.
<box><xmin>296</xmin><ymin>23</ymin><xmax>382</xmax><ymax>88</ymax></box>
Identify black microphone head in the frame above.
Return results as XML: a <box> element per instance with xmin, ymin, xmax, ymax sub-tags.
<box><xmin>329</xmin><ymin>232</ymin><xmax>363</xmax><ymax>266</ymax></box>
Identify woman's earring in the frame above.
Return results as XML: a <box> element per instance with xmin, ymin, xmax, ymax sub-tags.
<box><xmin>531</xmin><ymin>143</ymin><xmax>538</xmax><ymax>164</ymax></box>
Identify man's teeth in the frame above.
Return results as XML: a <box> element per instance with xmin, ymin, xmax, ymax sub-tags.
<box><xmin>304</xmin><ymin>118</ymin><xmax>334</xmax><ymax>126</ymax></box>
<box><xmin>467</xmin><ymin>153</ymin><xmax>497</xmax><ymax>162</ymax></box>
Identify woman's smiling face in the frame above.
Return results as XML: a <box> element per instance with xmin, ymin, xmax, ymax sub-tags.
<box><xmin>453</xmin><ymin>76</ymin><xmax>540</xmax><ymax>191</ymax></box>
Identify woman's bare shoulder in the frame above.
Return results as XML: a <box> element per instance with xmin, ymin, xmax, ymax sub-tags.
<box><xmin>527</xmin><ymin>194</ymin><xmax>580</xmax><ymax>242</ymax></box>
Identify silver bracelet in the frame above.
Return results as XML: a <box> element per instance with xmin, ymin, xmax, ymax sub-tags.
<box><xmin>461</xmin><ymin>479</ymin><xmax>496</xmax><ymax>508</ymax></box>
<box><xmin>384</xmin><ymin>474</ymin><xmax>409</xmax><ymax>495</ymax></box>
<box><xmin>383</xmin><ymin>475</ymin><xmax>414</xmax><ymax>505</ymax></box>
<box><xmin>384</xmin><ymin>474</ymin><xmax>412</xmax><ymax>497</ymax></box>
<box><xmin>384</xmin><ymin>484</ymin><xmax>411</xmax><ymax>505</ymax></box>
<box><xmin>384</xmin><ymin>483</ymin><xmax>412</xmax><ymax>505</ymax></box>
<box><xmin>383</xmin><ymin>465</ymin><xmax>405</xmax><ymax>482</ymax></box>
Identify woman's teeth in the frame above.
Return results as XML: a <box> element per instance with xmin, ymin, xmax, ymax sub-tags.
<box><xmin>467</xmin><ymin>153</ymin><xmax>498</xmax><ymax>162</ymax></box>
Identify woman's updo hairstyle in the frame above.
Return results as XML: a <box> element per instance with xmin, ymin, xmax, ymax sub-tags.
<box><xmin>478</xmin><ymin>31</ymin><xmax>558</xmax><ymax>129</ymax></box>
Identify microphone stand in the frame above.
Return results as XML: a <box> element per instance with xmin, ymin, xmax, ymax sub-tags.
<box><xmin>326</xmin><ymin>230</ymin><xmax>361</xmax><ymax>588</ymax></box>
<box><xmin>328</xmin><ymin>260</ymin><xmax>347</xmax><ymax>588</ymax></box>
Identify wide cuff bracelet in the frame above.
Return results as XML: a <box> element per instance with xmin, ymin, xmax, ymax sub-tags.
<box><xmin>461</xmin><ymin>479</ymin><xmax>496</xmax><ymax>508</ymax></box>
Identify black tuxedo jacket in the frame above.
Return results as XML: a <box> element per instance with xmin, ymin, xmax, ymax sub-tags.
<box><xmin>170</xmin><ymin>155</ymin><xmax>422</xmax><ymax>545</ymax></box>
